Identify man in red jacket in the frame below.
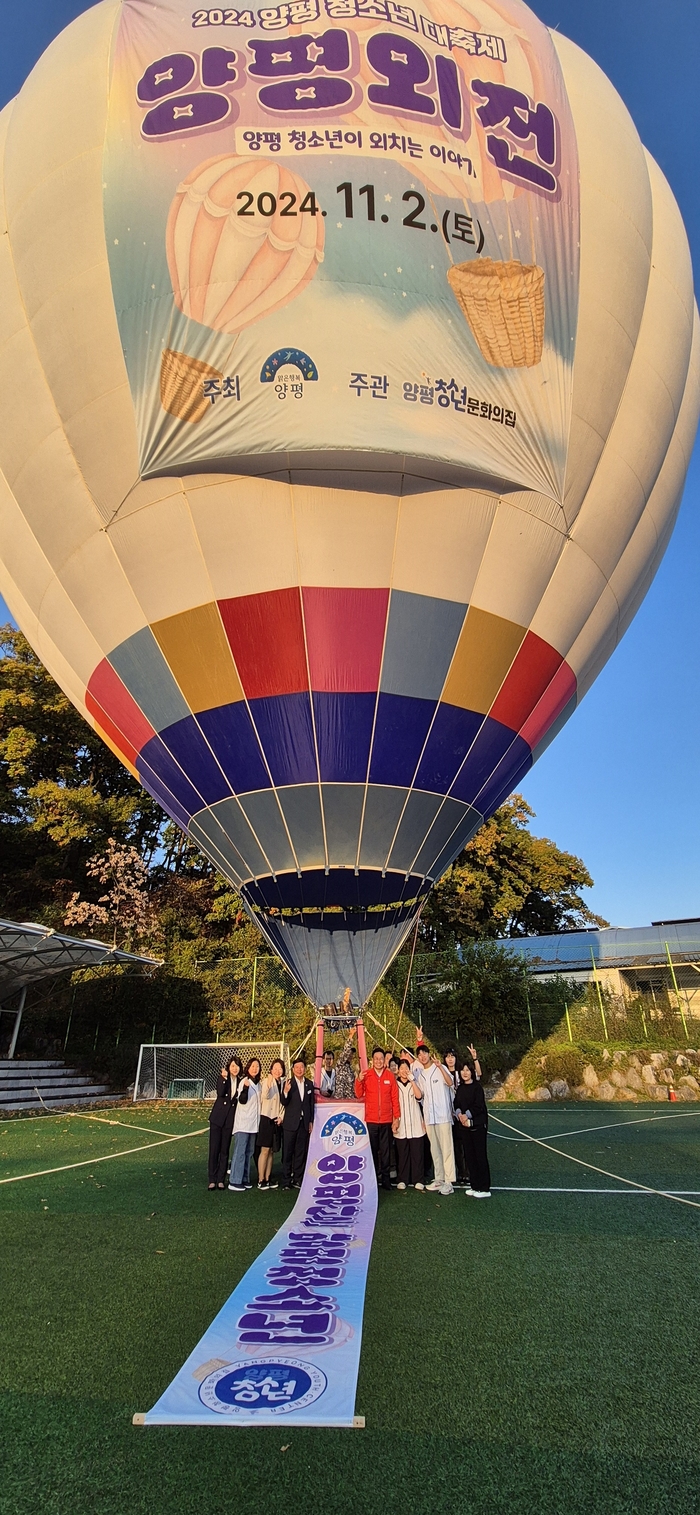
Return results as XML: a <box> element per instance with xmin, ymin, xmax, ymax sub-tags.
<box><xmin>355</xmin><ymin>1047</ymin><xmax>400</xmax><ymax>1191</ymax></box>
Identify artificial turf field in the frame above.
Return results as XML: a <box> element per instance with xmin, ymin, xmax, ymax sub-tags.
<box><xmin>2</xmin><ymin>1103</ymin><xmax>700</xmax><ymax>1515</ymax></box>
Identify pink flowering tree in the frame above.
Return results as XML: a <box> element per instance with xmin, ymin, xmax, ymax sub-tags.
<box><xmin>64</xmin><ymin>838</ymin><xmax>157</xmax><ymax>948</ymax></box>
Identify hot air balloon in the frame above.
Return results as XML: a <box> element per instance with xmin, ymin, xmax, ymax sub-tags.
<box><xmin>166</xmin><ymin>155</ymin><xmax>325</xmax><ymax>334</ymax></box>
<box><xmin>0</xmin><ymin>0</ymin><xmax>697</xmax><ymax>1010</ymax></box>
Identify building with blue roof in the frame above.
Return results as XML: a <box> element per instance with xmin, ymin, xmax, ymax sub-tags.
<box><xmin>499</xmin><ymin>918</ymin><xmax>700</xmax><ymax>1015</ymax></box>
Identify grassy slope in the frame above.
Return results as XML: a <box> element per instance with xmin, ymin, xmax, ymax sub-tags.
<box><xmin>1</xmin><ymin>1105</ymin><xmax>699</xmax><ymax>1515</ymax></box>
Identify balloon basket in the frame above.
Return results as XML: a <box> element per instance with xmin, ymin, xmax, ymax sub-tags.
<box><xmin>160</xmin><ymin>347</ymin><xmax>223</xmax><ymax>424</ymax></box>
<box><xmin>447</xmin><ymin>257</ymin><xmax>545</xmax><ymax>368</ymax></box>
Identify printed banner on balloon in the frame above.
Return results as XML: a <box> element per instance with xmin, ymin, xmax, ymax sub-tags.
<box><xmin>104</xmin><ymin>0</ymin><xmax>579</xmax><ymax>499</ymax></box>
<box><xmin>144</xmin><ymin>1101</ymin><xmax>377</xmax><ymax>1426</ymax></box>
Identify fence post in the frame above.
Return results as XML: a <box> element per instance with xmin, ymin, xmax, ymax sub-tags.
<box><xmin>590</xmin><ymin>946</ymin><xmax>608</xmax><ymax>1040</ymax></box>
<box><xmin>521</xmin><ymin>981</ymin><xmax>533</xmax><ymax>1042</ymax></box>
<box><xmin>250</xmin><ymin>956</ymin><xmax>258</xmax><ymax>1020</ymax></box>
<box><xmin>665</xmin><ymin>942</ymin><xmax>689</xmax><ymax>1043</ymax></box>
<box><xmin>523</xmin><ymin>958</ymin><xmax>534</xmax><ymax>1039</ymax></box>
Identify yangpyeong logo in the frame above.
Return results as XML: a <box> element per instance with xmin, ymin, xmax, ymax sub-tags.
<box><xmin>320</xmin><ymin>1110</ymin><xmax>367</xmax><ymax>1148</ymax></box>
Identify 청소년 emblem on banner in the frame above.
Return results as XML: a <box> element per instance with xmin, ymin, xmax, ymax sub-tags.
<box><xmin>198</xmin><ymin>1358</ymin><xmax>327</xmax><ymax>1415</ymax></box>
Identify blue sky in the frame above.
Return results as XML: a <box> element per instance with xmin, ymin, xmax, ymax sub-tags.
<box><xmin>0</xmin><ymin>1</ymin><xmax>698</xmax><ymax>928</ymax></box>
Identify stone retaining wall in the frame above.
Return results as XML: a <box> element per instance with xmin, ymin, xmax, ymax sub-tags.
<box><xmin>489</xmin><ymin>1048</ymin><xmax>700</xmax><ymax>1103</ymax></box>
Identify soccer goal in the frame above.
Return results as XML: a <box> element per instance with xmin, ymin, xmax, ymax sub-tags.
<box><xmin>133</xmin><ymin>1042</ymin><xmax>290</xmax><ymax>1102</ymax></box>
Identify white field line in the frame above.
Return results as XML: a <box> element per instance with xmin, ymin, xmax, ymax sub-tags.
<box><xmin>490</xmin><ymin>1110</ymin><xmax>700</xmax><ymax>1142</ymax></box>
<box><xmin>493</xmin><ymin>1186</ymin><xmax>700</xmax><ymax>1195</ymax></box>
<box><xmin>68</xmin><ymin>1112</ymin><xmax>179</xmax><ymax>1139</ymax></box>
<box><xmin>0</xmin><ymin>1127</ymin><xmax>208</xmax><ymax>1186</ymax></box>
<box><xmin>0</xmin><ymin>1110</ymin><xmax>200</xmax><ymax>1139</ymax></box>
<box><xmin>0</xmin><ymin>1100</ymin><xmax>209</xmax><ymax>1129</ymax></box>
<box><xmin>489</xmin><ymin>1113</ymin><xmax>700</xmax><ymax>1212</ymax></box>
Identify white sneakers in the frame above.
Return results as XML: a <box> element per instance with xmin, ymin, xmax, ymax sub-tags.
<box><xmin>425</xmin><ymin>1180</ymin><xmax>441</xmax><ymax>1191</ymax></box>
<box><xmin>440</xmin><ymin>1183</ymin><xmax>454</xmax><ymax>1196</ymax></box>
<box><xmin>469</xmin><ymin>1190</ymin><xmax>491</xmax><ymax>1199</ymax></box>
<box><xmin>396</xmin><ymin>1181</ymin><xmax>406</xmax><ymax>1190</ymax></box>
<box><xmin>415</xmin><ymin>1182</ymin><xmax>425</xmax><ymax>1191</ymax></box>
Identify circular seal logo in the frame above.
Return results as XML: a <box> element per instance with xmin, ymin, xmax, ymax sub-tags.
<box><xmin>320</xmin><ymin>1111</ymin><xmax>367</xmax><ymax>1148</ymax></box>
<box><xmin>198</xmin><ymin>1358</ymin><xmax>327</xmax><ymax>1416</ymax></box>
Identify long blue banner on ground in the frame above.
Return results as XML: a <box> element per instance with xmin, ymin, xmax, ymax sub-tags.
<box><xmin>144</xmin><ymin>1099</ymin><xmax>377</xmax><ymax>1426</ymax></box>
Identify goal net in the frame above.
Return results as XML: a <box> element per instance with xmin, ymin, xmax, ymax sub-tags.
<box><xmin>133</xmin><ymin>1042</ymin><xmax>290</xmax><ymax>1102</ymax></box>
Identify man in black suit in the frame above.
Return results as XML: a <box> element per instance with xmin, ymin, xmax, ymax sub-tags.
<box><xmin>280</xmin><ymin>1056</ymin><xmax>315</xmax><ymax>1190</ymax></box>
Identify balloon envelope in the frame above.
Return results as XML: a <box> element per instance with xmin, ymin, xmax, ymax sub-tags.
<box><xmin>0</xmin><ymin>0</ymin><xmax>697</xmax><ymax>1006</ymax></box>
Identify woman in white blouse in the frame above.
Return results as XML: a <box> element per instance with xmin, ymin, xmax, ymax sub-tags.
<box><xmin>256</xmin><ymin>1058</ymin><xmax>284</xmax><ymax>1190</ymax></box>
<box><xmin>395</xmin><ymin>1059</ymin><xmax>426</xmax><ymax>1190</ymax></box>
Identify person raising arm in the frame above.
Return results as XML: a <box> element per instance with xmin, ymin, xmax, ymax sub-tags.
<box><xmin>411</xmin><ymin>1035</ymin><xmax>456</xmax><ymax>1197</ymax></box>
<box><xmin>280</xmin><ymin>1057</ymin><xmax>315</xmax><ymax>1190</ymax></box>
<box><xmin>355</xmin><ymin>1047</ymin><xmax>400</xmax><ymax>1192</ymax></box>
<box><xmin>208</xmin><ymin>1054</ymin><xmax>241</xmax><ymax>1190</ymax></box>
<box><xmin>454</xmin><ymin>1046</ymin><xmax>490</xmax><ymax>1199</ymax></box>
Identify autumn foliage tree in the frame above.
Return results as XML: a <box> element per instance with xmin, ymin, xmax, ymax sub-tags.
<box><xmin>0</xmin><ymin>625</ymin><xmax>163</xmax><ymax>921</ymax></box>
<box><xmin>423</xmin><ymin>793</ymin><xmax>607</xmax><ymax>946</ymax></box>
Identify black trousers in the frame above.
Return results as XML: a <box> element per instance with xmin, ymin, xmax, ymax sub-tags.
<box><xmin>368</xmin><ymin>1121</ymin><xmax>393</xmax><ymax>1188</ymax></box>
<box><xmin>208</xmin><ymin>1119</ymin><xmax>233</xmax><ymax>1185</ymax></box>
<box><xmin>463</xmin><ymin>1126</ymin><xmax>491</xmax><ymax>1192</ymax></box>
<box><xmin>452</xmin><ymin>1121</ymin><xmax>470</xmax><ymax>1182</ymax></box>
<box><xmin>282</xmin><ymin>1124</ymin><xmax>309</xmax><ymax>1187</ymax></box>
<box><xmin>395</xmin><ymin>1135</ymin><xmax>424</xmax><ymax>1186</ymax></box>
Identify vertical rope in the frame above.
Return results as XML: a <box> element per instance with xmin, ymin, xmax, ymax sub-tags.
<box><xmin>395</xmin><ymin>908</ymin><xmax>423</xmax><ymax>1046</ymax></box>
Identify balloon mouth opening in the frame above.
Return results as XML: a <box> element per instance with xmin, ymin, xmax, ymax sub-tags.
<box><xmin>241</xmin><ymin>869</ymin><xmax>430</xmax><ymax>930</ymax></box>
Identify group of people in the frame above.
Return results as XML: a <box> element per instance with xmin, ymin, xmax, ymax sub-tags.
<box><xmin>350</xmin><ymin>1039</ymin><xmax>491</xmax><ymax>1198</ymax></box>
<box><xmin>208</xmin><ymin>1053</ymin><xmax>315</xmax><ymax>1192</ymax></box>
<box><xmin>208</xmin><ymin>1034</ymin><xmax>490</xmax><ymax>1199</ymax></box>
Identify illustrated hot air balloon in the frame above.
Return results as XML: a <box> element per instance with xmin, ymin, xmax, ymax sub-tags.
<box><xmin>0</xmin><ymin>0</ymin><xmax>697</xmax><ymax>1010</ymax></box>
<box><xmin>166</xmin><ymin>155</ymin><xmax>325</xmax><ymax>334</ymax></box>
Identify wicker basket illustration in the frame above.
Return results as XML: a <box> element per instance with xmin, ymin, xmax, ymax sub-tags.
<box><xmin>447</xmin><ymin>258</ymin><xmax>545</xmax><ymax>368</ymax></box>
<box><xmin>160</xmin><ymin>348</ymin><xmax>223</xmax><ymax>423</ymax></box>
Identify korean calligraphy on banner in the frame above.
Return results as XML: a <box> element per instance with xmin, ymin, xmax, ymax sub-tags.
<box><xmin>105</xmin><ymin>0</ymin><xmax>579</xmax><ymax>501</ymax></box>
<box><xmin>143</xmin><ymin>1102</ymin><xmax>377</xmax><ymax>1426</ymax></box>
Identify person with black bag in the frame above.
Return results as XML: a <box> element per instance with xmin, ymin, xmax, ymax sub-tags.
<box><xmin>280</xmin><ymin>1056</ymin><xmax>315</xmax><ymax>1189</ymax></box>
<box><xmin>453</xmin><ymin>1046</ymin><xmax>491</xmax><ymax>1198</ymax></box>
<box><xmin>207</xmin><ymin>1054</ymin><xmax>242</xmax><ymax>1189</ymax></box>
